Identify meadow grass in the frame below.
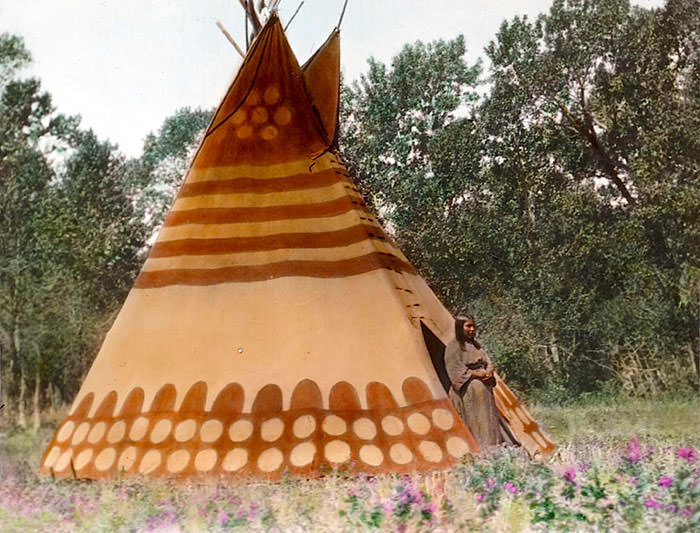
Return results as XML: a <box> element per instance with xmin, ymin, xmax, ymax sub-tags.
<box><xmin>1</xmin><ymin>397</ymin><xmax>699</xmax><ymax>532</ymax></box>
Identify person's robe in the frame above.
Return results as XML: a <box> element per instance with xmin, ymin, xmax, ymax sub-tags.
<box><xmin>444</xmin><ymin>338</ymin><xmax>503</xmax><ymax>448</ymax></box>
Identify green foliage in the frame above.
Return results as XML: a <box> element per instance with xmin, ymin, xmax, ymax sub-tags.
<box><xmin>0</xmin><ymin>34</ymin><xmax>150</xmax><ymax>412</ymax></box>
<box><xmin>126</xmin><ymin>107</ymin><xmax>212</xmax><ymax>228</ymax></box>
<box><xmin>0</xmin><ymin>34</ymin><xmax>79</xmax><ymax>410</ymax></box>
<box><xmin>0</xmin><ymin>33</ymin><xmax>31</xmax><ymax>83</ymax></box>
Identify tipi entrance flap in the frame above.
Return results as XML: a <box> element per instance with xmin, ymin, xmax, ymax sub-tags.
<box><xmin>421</xmin><ymin>321</ymin><xmax>451</xmax><ymax>394</ymax></box>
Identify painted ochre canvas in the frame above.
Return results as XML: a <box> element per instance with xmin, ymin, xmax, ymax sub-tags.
<box><xmin>40</xmin><ymin>15</ymin><xmax>553</xmax><ymax>481</ymax></box>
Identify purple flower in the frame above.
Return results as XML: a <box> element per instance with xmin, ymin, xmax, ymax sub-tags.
<box><xmin>563</xmin><ymin>466</ymin><xmax>577</xmax><ymax>484</ymax></box>
<box><xmin>628</xmin><ymin>476</ymin><xmax>638</xmax><ymax>486</ymax></box>
<box><xmin>658</xmin><ymin>476</ymin><xmax>673</xmax><ymax>489</ymax></box>
<box><xmin>414</xmin><ymin>490</ymin><xmax>424</xmax><ymax>506</ymax></box>
<box><xmin>423</xmin><ymin>502</ymin><xmax>437</xmax><ymax>515</ymax></box>
<box><xmin>248</xmin><ymin>502</ymin><xmax>260</xmax><ymax>519</ymax></box>
<box><xmin>625</xmin><ymin>437</ymin><xmax>643</xmax><ymax>463</ymax></box>
<box><xmin>677</xmin><ymin>447</ymin><xmax>698</xmax><ymax>463</ymax></box>
<box><xmin>398</xmin><ymin>486</ymin><xmax>415</xmax><ymax>505</ymax></box>
<box><xmin>486</xmin><ymin>477</ymin><xmax>496</xmax><ymax>489</ymax></box>
<box><xmin>476</xmin><ymin>493</ymin><xmax>485</xmax><ymax>503</ymax></box>
<box><xmin>504</xmin><ymin>482</ymin><xmax>518</xmax><ymax>494</ymax></box>
<box><xmin>645</xmin><ymin>499</ymin><xmax>661</xmax><ymax>509</ymax></box>
<box><xmin>681</xmin><ymin>507</ymin><xmax>694</xmax><ymax>518</ymax></box>
<box><xmin>218</xmin><ymin>510</ymin><xmax>227</xmax><ymax>526</ymax></box>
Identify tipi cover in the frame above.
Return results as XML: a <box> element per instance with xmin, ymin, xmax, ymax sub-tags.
<box><xmin>41</xmin><ymin>15</ymin><xmax>553</xmax><ymax>481</ymax></box>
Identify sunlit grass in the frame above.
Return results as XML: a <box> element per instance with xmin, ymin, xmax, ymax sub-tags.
<box><xmin>534</xmin><ymin>397</ymin><xmax>700</xmax><ymax>443</ymax></box>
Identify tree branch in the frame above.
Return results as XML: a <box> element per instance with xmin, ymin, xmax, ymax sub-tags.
<box><xmin>0</xmin><ymin>321</ymin><xmax>11</xmax><ymax>352</ymax></box>
<box><xmin>552</xmin><ymin>93</ymin><xmax>636</xmax><ymax>205</ymax></box>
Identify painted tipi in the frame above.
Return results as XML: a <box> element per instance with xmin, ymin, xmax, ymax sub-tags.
<box><xmin>41</xmin><ymin>15</ymin><xmax>553</xmax><ymax>480</ymax></box>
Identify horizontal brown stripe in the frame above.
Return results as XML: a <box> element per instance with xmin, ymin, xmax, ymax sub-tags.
<box><xmin>164</xmin><ymin>195</ymin><xmax>366</xmax><ymax>227</ymax></box>
<box><xmin>143</xmin><ymin>239</ymin><xmax>393</xmax><ymax>271</ymax></box>
<box><xmin>133</xmin><ymin>252</ymin><xmax>415</xmax><ymax>288</ymax></box>
<box><xmin>184</xmin><ymin>153</ymin><xmax>340</xmax><ymax>183</ymax></box>
<box><xmin>156</xmin><ymin>211</ymin><xmax>380</xmax><ymax>242</ymax></box>
<box><xmin>151</xmin><ymin>224</ymin><xmax>388</xmax><ymax>258</ymax></box>
<box><xmin>179</xmin><ymin>169</ymin><xmax>345</xmax><ymax>197</ymax></box>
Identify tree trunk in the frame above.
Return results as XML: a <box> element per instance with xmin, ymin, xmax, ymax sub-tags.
<box><xmin>0</xmin><ymin>343</ymin><xmax>3</xmax><ymax>414</ymax></box>
<box><xmin>48</xmin><ymin>382</ymin><xmax>56</xmax><ymax>411</ymax></box>
<box><xmin>17</xmin><ymin>366</ymin><xmax>26</xmax><ymax>429</ymax></box>
<box><xmin>14</xmin><ymin>319</ymin><xmax>27</xmax><ymax>429</ymax></box>
<box><xmin>32</xmin><ymin>370</ymin><xmax>40</xmax><ymax>433</ymax></box>
<box><xmin>1</xmin><ymin>358</ymin><xmax>12</xmax><ymax>428</ymax></box>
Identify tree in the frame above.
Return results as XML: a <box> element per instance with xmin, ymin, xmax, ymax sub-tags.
<box><xmin>126</xmin><ymin>107</ymin><xmax>212</xmax><ymax>233</ymax></box>
<box><xmin>0</xmin><ymin>33</ymin><xmax>81</xmax><ymax>425</ymax></box>
<box><xmin>340</xmin><ymin>36</ymin><xmax>481</xmax><ymax>299</ymax></box>
<box><xmin>0</xmin><ymin>34</ymin><xmax>159</xmax><ymax>424</ymax></box>
<box><xmin>475</xmin><ymin>0</ymin><xmax>700</xmax><ymax>393</ymax></box>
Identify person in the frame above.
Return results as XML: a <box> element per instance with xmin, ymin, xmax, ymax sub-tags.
<box><xmin>444</xmin><ymin>316</ymin><xmax>503</xmax><ymax>448</ymax></box>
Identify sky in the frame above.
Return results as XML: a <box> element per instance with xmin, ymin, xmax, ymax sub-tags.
<box><xmin>1</xmin><ymin>0</ymin><xmax>664</xmax><ymax>156</ymax></box>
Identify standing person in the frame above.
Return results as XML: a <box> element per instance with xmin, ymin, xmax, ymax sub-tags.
<box><xmin>444</xmin><ymin>316</ymin><xmax>503</xmax><ymax>448</ymax></box>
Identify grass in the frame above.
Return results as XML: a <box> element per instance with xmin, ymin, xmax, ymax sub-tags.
<box><xmin>1</xmin><ymin>397</ymin><xmax>699</xmax><ymax>532</ymax></box>
<box><xmin>534</xmin><ymin>397</ymin><xmax>700</xmax><ymax>443</ymax></box>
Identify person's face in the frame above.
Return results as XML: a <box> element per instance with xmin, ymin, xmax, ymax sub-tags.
<box><xmin>463</xmin><ymin>320</ymin><xmax>476</xmax><ymax>340</ymax></box>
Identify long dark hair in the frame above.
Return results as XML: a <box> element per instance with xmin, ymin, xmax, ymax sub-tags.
<box><xmin>454</xmin><ymin>315</ymin><xmax>481</xmax><ymax>350</ymax></box>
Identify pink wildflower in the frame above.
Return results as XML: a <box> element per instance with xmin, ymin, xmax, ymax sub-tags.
<box><xmin>625</xmin><ymin>437</ymin><xmax>643</xmax><ymax>463</ymax></box>
<box><xmin>248</xmin><ymin>502</ymin><xmax>259</xmax><ymax>519</ymax></box>
<box><xmin>218</xmin><ymin>510</ymin><xmax>227</xmax><ymax>526</ymax></box>
<box><xmin>486</xmin><ymin>477</ymin><xmax>496</xmax><ymax>489</ymax></box>
<box><xmin>645</xmin><ymin>499</ymin><xmax>661</xmax><ymax>509</ymax></box>
<box><xmin>681</xmin><ymin>507</ymin><xmax>694</xmax><ymax>518</ymax></box>
<box><xmin>424</xmin><ymin>502</ymin><xmax>437</xmax><ymax>514</ymax></box>
<box><xmin>677</xmin><ymin>447</ymin><xmax>698</xmax><ymax>463</ymax></box>
<box><xmin>563</xmin><ymin>466</ymin><xmax>577</xmax><ymax>484</ymax></box>
<box><xmin>504</xmin><ymin>481</ymin><xmax>518</xmax><ymax>494</ymax></box>
<box><xmin>658</xmin><ymin>476</ymin><xmax>673</xmax><ymax>489</ymax></box>
<box><xmin>476</xmin><ymin>493</ymin><xmax>485</xmax><ymax>503</ymax></box>
<box><xmin>414</xmin><ymin>490</ymin><xmax>424</xmax><ymax>505</ymax></box>
<box><xmin>628</xmin><ymin>476</ymin><xmax>638</xmax><ymax>486</ymax></box>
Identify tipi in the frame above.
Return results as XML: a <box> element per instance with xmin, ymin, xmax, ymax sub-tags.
<box><xmin>41</xmin><ymin>14</ymin><xmax>553</xmax><ymax>480</ymax></box>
